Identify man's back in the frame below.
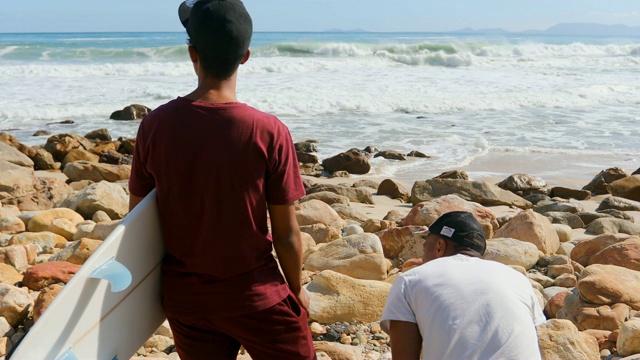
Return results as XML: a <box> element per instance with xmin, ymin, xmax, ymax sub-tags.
<box><xmin>382</xmin><ymin>254</ymin><xmax>545</xmax><ymax>360</ymax></box>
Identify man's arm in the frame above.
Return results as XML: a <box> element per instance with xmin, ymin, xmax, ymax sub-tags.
<box><xmin>129</xmin><ymin>194</ymin><xmax>144</xmax><ymax>212</ymax></box>
<box><xmin>268</xmin><ymin>203</ymin><xmax>309</xmax><ymax>312</ymax></box>
<box><xmin>389</xmin><ymin>320</ymin><xmax>422</xmax><ymax>360</ymax></box>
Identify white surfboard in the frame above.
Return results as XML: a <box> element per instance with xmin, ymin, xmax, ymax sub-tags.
<box><xmin>9</xmin><ymin>189</ymin><xmax>166</xmax><ymax>360</ymax></box>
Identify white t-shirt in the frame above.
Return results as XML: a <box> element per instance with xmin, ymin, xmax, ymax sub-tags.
<box><xmin>381</xmin><ymin>254</ymin><xmax>546</xmax><ymax>360</ymax></box>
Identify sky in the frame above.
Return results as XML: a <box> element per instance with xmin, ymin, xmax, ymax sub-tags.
<box><xmin>0</xmin><ymin>0</ymin><xmax>638</xmax><ymax>33</ymax></box>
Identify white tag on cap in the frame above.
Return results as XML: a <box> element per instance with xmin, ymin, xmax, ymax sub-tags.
<box><xmin>440</xmin><ymin>226</ymin><xmax>455</xmax><ymax>237</ymax></box>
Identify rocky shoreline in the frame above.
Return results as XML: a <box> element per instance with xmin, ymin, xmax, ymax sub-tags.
<box><xmin>1</xmin><ymin>125</ymin><xmax>640</xmax><ymax>359</ymax></box>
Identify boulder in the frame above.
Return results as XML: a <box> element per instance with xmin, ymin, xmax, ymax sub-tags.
<box><xmin>330</xmin><ymin>204</ymin><xmax>370</xmax><ymax>223</ymax></box>
<box><xmin>577</xmin><ymin>212</ymin><xmax>614</xmax><ymax>227</ymax></box>
<box><xmin>374</xmin><ymin>150</ymin><xmax>406</xmax><ymax>161</ymax></box>
<box><xmin>304</xmin><ymin>233</ymin><xmax>387</xmax><ymax>280</ymax></box>
<box><xmin>0</xmin><ymin>284</ymin><xmax>33</xmax><ymax>327</ymax></box>
<box><xmin>0</xmin><ymin>132</ymin><xmax>36</xmax><ymax>158</ymax></box>
<box><xmin>577</xmin><ymin>264</ymin><xmax>640</xmax><ymax>310</ymax></box>
<box><xmin>22</xmin><ymin>261</ymin><xmax>81</xmax><ymax>291</ymax></box>
<box><xmin>306</xmin><ymin>270</ymin><xmax>391</xmax><ymax>323</ymax></box>
<box><xmin>0</xmin><ymin>244</ymin><xmax>37</xmax><ymax>271</ymax></box>
<box><xmin>313</xmin><ymin>342</ymin><xmax>364</xmax><ymax>360</ymax></box>
<box><xmin>376</xmin><ymin>226</ymin><xmax>426</xmax><ymax>261</ymax></box>
<box><xmin>483</xmin><ymin>238</ymin><xmax>541</xmax><ymax>270</ymax></box>
<box><xmin>49</xmin><ymin>238</ymin><xmax>103</xmax><ymax>265</ymax></box>
<box><xmin>306</xmin><ymin>184</ymin><xmax>374</xmax><ymax>204</ymax></box>
<box><xmin>61</xmin><ymin>148</ymin><xmax>100</xmax><ymax>168</ymax></box>
<box><xmin>588</xmin><ymin>237</ymin><xmax>640</xmax><ymax>271</ymax></box>
<box><xmin>410</xmin><ymin>179</ymin><xmax>531</xmax><ymax>209</ymax></box>
<box><xmin>561</xmin><ymin>289</ymin><xmax>631</xmax><ymax>331</ymax></box>
<box><xmin>597</xmin><ymin>196</ymin><xmax>640</xmax><ymax>212</ymax></box>
<box><xmin>618</xmin><ymin>318</ymin><xmax>640</xmax><ymax>357</ymax></box>
<box><xmin>534</xmin><ymin>200</ymin><xmax>583</xmax><ymax>214</ymax></box>
<box><xmin>582</xmin><ymin>167</ymin><xmax>627</xmax><ymax>195</ymax></box>
<box><xmin>298</xmin><ymin>191</ymin><xmax>350</xmax><ymax>206</ymax></box>
<box><xmin>493</xmin><ymin>210</ymin><xmax>560</xmax><ymax>254</ymax></box>
<box><xmin>294</xmin><ymin>141</ymin><xmax>318</xmax><ymax>153</ymax></box>
<box><xmin>109</xmin><ymin>104</ymin><xmax>151</xmax><ymax>121</ymax></box>
<box><xmin>0</xmin><ymin>216</ymin><xmax>24</xmax><ymax>234</ymax></box>
<box><xmin>586</xmin><ymin>218</ymin><xmax>640</xmax><ymax>236</ymax></box>
<box><xmin>43</xmin><ymin>133</ymin><xmax>93</xmax><ymax>162</ymax></box>
<box><xmin>552</xmin><ymin>224</ymin><xmax>573</xmax><ymax>243</ymax></box>
<box><xmin>0</xmin><ymin>161</ymin><xmax>55</xmax><ymax>211</ymax></box>
<box><xmin>377</xmin><ymin>179</ymin><xmax>409</xmax><ymax>202</ymax></box>
<box><xmin>544</xmin><ymin>290</ymin><xmax>569</xmax><ymax>318</ymax></box>
<box><xmin>63</xmin><ymin>161</ymin><xmax>131</xmax><ymax>183</ymax></box>
<box><xmin>361</xmin><ymin>219</ymin><xmax>396</xmax><ymax>233</ymax></box>
<box><xmin>33</xmin><ymin>284</ymin><xmax>63</xmax><ymax>321</ymax></box>
<box><xmin>9</xmin><ymin>231</ymin><xmax>67</xmax><ymax>252</ymax></box>
<box><xmin>84</xmin><ymin>128</ymin><xmax>112</xmax><ymax>142</ymax></box>
<box><xmin>31</xmin><ymin>147</ymin><xmax>58</xmax><ymax>171</ymax></box>
<box><xmin>295</xmin><ymin>200</ymin><xmax>344</xmax><ymax>229</ymax></box>
<box><xmin>571</xmin><ymin>233</ymin><xmax>631</xmax><ymax>266</ymax></box>
<box><xmin>608</xmin><ymin>175</ymin><xmax>640</xmax><ymax>202</ymax></box>
<box><xmin>321</xmin><ymin>149</ymin><xmax>371</xmax><ymax>175</ymax></box>
<box><xmin>0</xmin><ymin>142</ymin><xmax>33</xmax><ymax>168</ymax></box>
<box><xmin>537</xmin><ymin>319</ymin><xmax>600</xmax><ymax>360</ymax></box>
<box><xmin>57</xmin><ymin>181</ymin><xmax>129</xmax><ymax>220</ymax></box>
<box><xmin>400</xmin><ymin>194</ymin><xmax>498</xmax><ymax>238</ymax></box>
<box><xmin>0</xmin><ymin>263</ymin><xmax>23</xmax><ymax>286</ymax></box>
<box><xmin>299</xmin><ymin>224</ymin><xmax>341</xmax><ymax>244</ymax></box>
<box><xmin>27</xmin><ymin>208</ymin><xmax>84</xmax><ymax>232</ymax></box>
<box><xmin>549</xmin><ymin>187</ymin><xmax>591</xmax><ymax>200</ymax></box>
<box><xmin>434</xmin><ymin>170</ymin><xmax>468</xmax><ymax>180</ymax></box>
<box><xmin>543</xmin><ymin>211</ymin><xmax>584</xmax><ymax>229</ymax></box>
<box><xmin>497</xmin><ymin>173</ymin><xmax>548</xmax><ymax>196</ymax></box>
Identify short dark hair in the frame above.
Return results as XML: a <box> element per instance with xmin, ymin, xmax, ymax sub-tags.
<box><xmin>188</xmin><ymin>40</ymin><xmax>244</xmax><ymax>80</ymax></box>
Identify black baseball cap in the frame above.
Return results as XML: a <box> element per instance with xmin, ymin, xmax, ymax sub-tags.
<box><xmin>178</xmin><ymin>0</ymin><xmax>253</xmax><ymax>58</ymax></box>
<box><xmin>427</xmin><ymin>211</ymin><xmax>486</xmax><ymax>255</ymax></box>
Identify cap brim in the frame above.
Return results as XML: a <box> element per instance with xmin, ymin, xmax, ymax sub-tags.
<box><xmin>178</xmin><ymin>1</ymin><xmax>196</xmax><ymax>28</ymax></box>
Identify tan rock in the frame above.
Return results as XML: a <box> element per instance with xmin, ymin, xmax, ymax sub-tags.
<box><xmin>295</xmin><ymin>200</ymin><xmax>344</xmax><ymax>229</ymax></box>
<box><xmin>587</xmin><ymin>218</ymin><xmax>640</xmax><ymax>236</ymax></box>
<box><xmin>609</xmin><ymin>175</ymin><xmax>640</xmax><ymax>202</ymax></box>
<box><xmin>618</xmin><ymin>318</ymin><xmax>640</xmax><ymax>357</ymax></box>
<box><xmin>570</xmin><ymin>233</ymin><xmax>631</xmax><ymax>266</ymax></box>
<box><xmin>27</xmin><ymin>208</ymin><xmax>84</xmax><ymax>232</ymax></box>
<box><xmin>73</xmin><ymin>221</ymin><xmax>96</xmax><ymax>241</ymax></box>
<box><xmin>0</xmin><ymin>263</ymin><xmax>23</xmax><ymax>285</ymax></box>
<box><xmin>299</xmin><ymin>191</ymin><xmax>350</xmax><ymax>206</ymax></box>
<box><xmin>400</xmin><ymin>194</ymin><xmax>498</xmax><ymax>238</ymax></box>
<box><xmin>483</xmin><ymin>237</ymin><xmax>541</xmax><ymax>270</ymax></box>
<box><xmin>63</xmin><ymin>161</ymin><xmax>131</xmax><ymax>183</ymax></box>
<box><xmin>61</xmin><ymin>148</ymin><xmax>99</xmax><ymax>167</ymax></box>
<box><xmin>91</xmin><ymin>210</ymin><xmax>112</xmax><ymax>223</ymax></box>
<box><xmin>401</xmin><ymin>258</ymin><xmax>423</xmax><ymax>272</ymax></box>
<box><xmin>49</xmin><ymin>238</ymin><xmax>102</xmax><ymax>265</ymax></box>
<box><xmin>493</xmin><ymin>209</ymin><xmax>560</xmax><ymax>254</ymax></box>
<box><xmin>0</xmin><ymin>142</ymin><xmax>33</xmax><ymax>168</ymax></box>
<box><xmin>361</xmin><ymin>219</ymin><xmax>396</xmax><ymax>233</ymax></box>
<box><xmin>553</xmin><ymin>223</ymin><xmax>573</xmax><ymax>243</ymax></box>
<box><xmin>304</xmin><ymin>233</ymin><xmax>387</xmax><ymax>280</ymax></box>
<box><xmin>57</xmin><ymin>181</ymin><xmax>129</xmax><ymax>220</ymax></box>
<box><xmin>0</xmin><ymin>216</ymin><xmax>25</xmax><ymax>234</ymax></box>
<box><xmin>375</xmin><ymin>226</ymin><xmax>426</xmax><ymax>261</ymax></box>
<box><xmin>9</xmin><ymin>231</ymin><xmax>67</xmax><ymax>252</ymax></box>
<box><xmin>306</xmin><ymin>270</ymin><xmax>391</xmax><ymax>323</ymax></box>
<box><xmin>578</xmin><ymin>264</ymin><xmax>640</xmax><ymax>310</ymax></box>
<box><xmin>377</xmin><ymin>179</ymin><xmax>410</xmax><ymax>202</ymax></box>
<box><xmin>48</xmin><ymin>218</ymin><xmax>77</xmax><ymax>241</ymax></box>
<box><xmin>547</xmin><ymin>263</ymin><xmax>574</xmax><ymax>278</ymax></box>
<box><xmin>43</xmin><ymin>133</ymin><xmax>93</xmax><ymax>162</ymax></box>
<box><xmin>143</xmin><ymin>335</ymin><xmax>173</xmax><ymax>352</ymax></box>
<box><xmin>0</xmin><ymin>205</ymin><xmax>20</xmax><ymax>219</ymax></box>
<box><xmin>0</xmin><ymin>245</ymin><xmax>37</xmax><ymax>271</ymax></box>
<box><xmin>553</xmin><ymin>273</ymin><xmax>577</xmax><ymax>288</ymax></box>
<box><xmin>0</xmin><ymin>284</ymin><xmax>32</xmax><ymax>327</ymax></box>
<box><xmin>33</xmin><ymin>284</ymin><xmax>63</xmax><ymax>321</ymax></box>
<box><xmin>313</xmin><ymin>341</ymin><xmax>364</xmax><ymax>360</ymax></box>
<box><xmin>88</xmin><ymin>220</ymin><xmax>120</xmax><ymax>240</ymax></box>
<box><xmin>588</xmin><ymin>237</ymin><xmax>640</xmax><ymax>271</ymax></box>
<box><xmin>537</xmin><ymin>319</ymin><xmax>600</xmax><ymax>360</ymax></box>
<box><xmin>300</xmin><ymin>223</ymin><xmax>341</xmax><ymax>244</ymax></box>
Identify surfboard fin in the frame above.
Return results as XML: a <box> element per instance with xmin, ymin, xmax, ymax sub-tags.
<box><xmin>88</xmin><ymin>257</ymin><xmax>132</xmax><ymax>292</ymax></box>
<box><xmin>56</xmin><ymin>347</ymin><xmax>79</xmax><ymax>360</ymax></box>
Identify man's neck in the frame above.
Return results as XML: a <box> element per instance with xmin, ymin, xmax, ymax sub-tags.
<box><xmin>186</xmin><ymin>75</ymin><xmax>238</xmax><ymax>104</ymax></box>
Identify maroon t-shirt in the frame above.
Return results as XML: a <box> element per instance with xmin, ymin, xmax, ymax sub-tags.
<box><xmin>129</xmin><ymin>97</ymin><xmax>305</xmax><ymax>317</ymax></box>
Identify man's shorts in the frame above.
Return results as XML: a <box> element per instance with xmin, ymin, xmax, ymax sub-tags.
<box><xmin>164</xmin><ymin>293</ymin><xmax>316</xmax><ymax>360</ymax></box>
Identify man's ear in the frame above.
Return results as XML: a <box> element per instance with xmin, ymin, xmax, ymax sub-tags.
<box><xmin>188</xmin><ymin>45</ymin><xmax>199</xmax><ymax>63</ymax></box>
<box><xmin>240</xmin><ymin>49</ymin><xmax>251</xmax><ymax>64</ymax></box>
<box><xmin>436</xmin><ymin>239</ymin><xmax>448</xmax><ymax>257</ymax></box>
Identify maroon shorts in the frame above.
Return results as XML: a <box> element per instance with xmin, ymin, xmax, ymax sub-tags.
<box><xmin>164</xmin><ymin>293</ymin><xmax>316</xmax><ymax>360</ymax></box>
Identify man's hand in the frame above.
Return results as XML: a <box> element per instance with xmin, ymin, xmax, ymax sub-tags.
<box><xmin>295</xmin><ymin>287</ymin><xmax>310</xmax><ymax>313</ymax></box>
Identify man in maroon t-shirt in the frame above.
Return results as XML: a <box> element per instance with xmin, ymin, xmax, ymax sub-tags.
<box><xmin>128</xmin><ymin>1</ymin><xmax>315</xmax><ymax>359</ymax></box>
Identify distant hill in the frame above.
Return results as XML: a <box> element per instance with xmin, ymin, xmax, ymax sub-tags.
<box><xmin>452</xmin><ymin>23</ymin><xmax>640</xmax><ymax>36</ymax></box>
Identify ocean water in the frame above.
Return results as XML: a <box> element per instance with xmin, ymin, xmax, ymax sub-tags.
<box><xmin>1</xmin><ymin>32</ymin><xmax>639</xmax><ymax>184</ymax></box>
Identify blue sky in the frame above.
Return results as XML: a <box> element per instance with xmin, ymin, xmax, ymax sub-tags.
<box><xmin>0</xmin><ymin>0</ymin><xmax>638</xmax><ymax>33</ymax></box>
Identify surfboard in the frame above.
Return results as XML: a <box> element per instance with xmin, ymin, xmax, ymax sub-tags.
<box><xmin>9</xmin><ymin>189</ymin><xmax>166</xmax><ymax>360</ymax></box>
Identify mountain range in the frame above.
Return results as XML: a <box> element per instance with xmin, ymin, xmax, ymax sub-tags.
<box><xmin>453</xmin><ymin>23</ymin><xmax>640</xmax><ymax>36</ymax></box>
